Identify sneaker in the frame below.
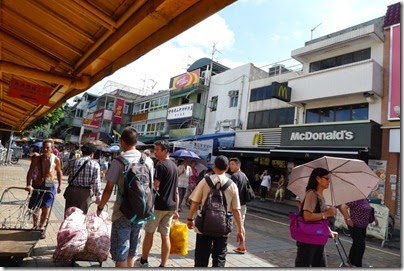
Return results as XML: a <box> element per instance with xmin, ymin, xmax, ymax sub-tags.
<box><xmin>135</xmin><ymin>258</ymin><xmax>149</xmax><ymax>268</ymax></box>
<box><xmin>233</xmin><ymin>247</ymin><xmax>247</xmax><ymax>254</ymax></box>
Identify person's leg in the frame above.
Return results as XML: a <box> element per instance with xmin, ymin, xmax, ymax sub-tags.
<box><xmin>211</xmin><ymin>236</ymin><xmax>228</xmax><ymax>267</ymax></box>
<box><xmin>295</xmin><ymin>242</ymin><xmax>314</xmax><ymax>267</ymax></box>
<box><xmin>274</xmin><ymin>189</ymin><xmax>279</xmax><ymax>202</ymax></box>
<box><xmin>128</xmin><ymin>222</ymin><xmax>143</xmax><ymax>267</ymax></box>
<box><xmin>157</xmin><ymin>211</ymin><xmax>174</xmax><ymax>267</ymax></box>
<box><xmin>178</xmin><ymin>187</ymin><xmax>186</xmax><ymax>210</ymax></box>
<box><xmin>356</xmin><ymin>228</ymin><xmax>367</xmax><ymax>267</ymax></box>
<box><xmin>110</xmin><ymin>216</ymin><xmax>131</xmax><ymax>267</ymax></box>
<box><xmin>139</xmin><ymin>210</ymin><xmax>161</xmax><ymax>264</ymax></box>
<box><xmin>311</xmin><ymin>244</ymin><xmax>326</xmax><ymax>267</ymax></box>
<box><xmin>279</xmin><ymin>188</ymin><xmax>284</xmax><ymax>201</ymax></box>
<box><xmin>194</xmin><ymin>234</ymin><xmax>212</xmax><ymax>267</ymax></box>
<box><xmin>348</xmin><ymin>226</ymin><xmax>365</xmax><ymax>267</ymax></box>
<box><xmin>160</xmin><ymin>233</ymin><xmax>170</xmax><ymax>267</ymax></box>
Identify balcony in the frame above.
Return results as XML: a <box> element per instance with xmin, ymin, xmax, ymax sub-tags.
<box><xmin>289</xmin><ymin>60</ymin><xmax>383</xmax><ymax>103</ymax></box>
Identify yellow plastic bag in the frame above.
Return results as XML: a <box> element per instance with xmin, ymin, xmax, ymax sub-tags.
<box><xmin>169</xmin><ymin>219</ymin><xmax>188</xmax><ymax>255</ymax></box>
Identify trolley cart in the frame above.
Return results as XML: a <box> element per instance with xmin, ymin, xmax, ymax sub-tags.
<box><xmin>333</xmin><ymin>237</ymin><xmax>352</xmax><ymax>267</ymax></box>
<box><xmin>0</xmin><ymin>187</ymin><xmax>55</xmax><ymax>266</ymax></box>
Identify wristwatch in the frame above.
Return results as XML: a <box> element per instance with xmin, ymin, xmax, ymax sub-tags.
<box><xmin>187</xmin><ymin>218</ymin><xmax>194</xmax><ymax>222</ymax></box>
<box><xmin>97</xmin><ymin>206</ymin><xmax>104</xmax><ymax>212</ymax></box>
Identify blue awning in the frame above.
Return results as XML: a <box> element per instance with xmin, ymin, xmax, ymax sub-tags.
<box><xmin>172</xmin><ymin>132</ymin><xmax>235</xmax><ymax>142</ymax></box>
<box><xmin>88</xmin><ymin>100</ymin><xmax>97</xmax><ymax>108</ymax></box>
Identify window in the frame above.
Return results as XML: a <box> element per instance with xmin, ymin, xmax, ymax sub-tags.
<box><xmin>209</xmin><ymin>96</ymin><xmax>218</xmax><ymax>111</ymax></box>
<box><xmin>230</xmin><ymin>95</ymin><xmax>238</xmax><ymax>107</ymax></box>
<box><xmin>145</xmin><ymin>121</ymin><xmax>165</xmax><ymax>136</ymax></box>
<box><xmin>123</xmin><ymin>104</ymin><xmax>129</xmax><ymax>114</ymax></box>
<box><xmin>247</xmin><ymin>108</ymin><xmax>295</xmax><ymax>129</ymax></box>
<box><xmin>306</xmin><ymin>103</ymin><xmax>368</xmax><ymax>123</ymax></box>
<box><xmin>75</xmin><ymin>109</ymin><xmax>83</xmax><ymax>118</ymax></box>
<box><xmin>309</xmin><ymin>48</ymin><xmax>371</xmax><ymax>72</ymax></box>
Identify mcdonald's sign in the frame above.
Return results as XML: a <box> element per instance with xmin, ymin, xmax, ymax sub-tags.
<box><xmin>252</xmin><ymin>133</ymin><xmax>263</xmax><ymax>145</ymax></box>
<box><xmin>270</xmin><ymin>82</ymin><xmax>291</xmax><ymax>102</ymax></box>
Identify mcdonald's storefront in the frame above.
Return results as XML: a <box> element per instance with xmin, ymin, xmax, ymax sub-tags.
<box><xmin>218</xmin><ymin>121</ymin><xmax>382</xmax><ymax>194</ymax></box>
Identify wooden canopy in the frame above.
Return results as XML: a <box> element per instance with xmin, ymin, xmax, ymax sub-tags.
<box><xmin>0</xmin><ymin>0</ymin><xmax>235</xmax><ymax>132</ymax></box>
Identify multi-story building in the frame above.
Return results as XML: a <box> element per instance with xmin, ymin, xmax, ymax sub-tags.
<box><xmin>128</xmin><ymin>89</ymin><xmax>170</xmax><ymax>143</ymax></box>
<box><xmin>217</xmin><ymin>17</ymin><xmax>387</xmax><ymax>205</ymax></box>
<box><xmin>381</xmin><ymin>2</ymin><xmax>400</xmax><ymax>217</ymax></box>
<box><xmin>167</xmin><ymin>58</ymin><xmax>229</xmax><ymax>140</ymax></box>
<box><xmin>65</xmin><ymin>92</ymin><xmax>99</xmax><ymax>143</ymax></box>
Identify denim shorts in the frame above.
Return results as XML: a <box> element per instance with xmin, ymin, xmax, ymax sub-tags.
<box><xmin>110</xmin><ymin>215</ymin><xmax>143</xmax><ymax>262</ymax></box>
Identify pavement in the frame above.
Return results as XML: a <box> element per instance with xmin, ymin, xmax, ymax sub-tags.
<box><xmin>0</xmin><ymin>158</ymin><xmax>400</xmax><ymax>268</ymax></box>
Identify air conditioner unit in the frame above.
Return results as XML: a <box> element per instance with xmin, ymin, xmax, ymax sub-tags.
<box><xmin>230</xmin><ymin>119</ymin><xmax>242</xmax><ymax>129</ymax></box>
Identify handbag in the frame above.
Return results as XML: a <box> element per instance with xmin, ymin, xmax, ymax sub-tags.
<box><xmin>289</xmin><ymin>192</ymin><xmax>329</xmax><ymax>245</ymax></box>
<box><xmin>245</xmin><ymin>179</ymin><xmax>255</xmax><ymax>202</ymax></box>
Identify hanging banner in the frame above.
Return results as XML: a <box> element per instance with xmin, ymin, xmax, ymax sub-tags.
<box><xmin>113</xmin><ymin>98</ymin><xmax>125</xmax><ymax>124</ymax></box>
<box><xmin>9</xmin><ymin>79</ymin><xmax>51</xmax><ymax>105</ymax></box>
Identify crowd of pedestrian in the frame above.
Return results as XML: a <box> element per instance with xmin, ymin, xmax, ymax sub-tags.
<box><xmin>22</xmin><ymin>134</ymin><xmax>374</xmax><ymax>268</ymax></box>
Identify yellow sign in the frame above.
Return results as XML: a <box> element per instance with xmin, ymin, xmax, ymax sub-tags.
<box><xmin>278</xmin><ymin>85</ymin><xmax>288</xmax><ymax>100</ymax></box>
<box><xmin>252</xmin><ymin>133</ymin><xmax>263</xmax><ymax>145</ymax></box>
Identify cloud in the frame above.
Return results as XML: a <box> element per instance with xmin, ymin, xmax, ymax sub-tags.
<box><xmin>83</xmin><ymin>14</ymin><xmax>235</xmax><ymax>97</ymax></box>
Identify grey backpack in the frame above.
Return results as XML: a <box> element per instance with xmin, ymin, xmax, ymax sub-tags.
<box><xmin>194</xmin><ymin>175</ymin><xmax>233</xmax><ymax>237</ymax></box>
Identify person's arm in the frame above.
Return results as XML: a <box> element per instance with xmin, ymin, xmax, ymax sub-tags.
<box><xmin>25</xmin><ymin>156</ymin><xmax>39</xmax><ymax>192</ymax></box>
<box><xmin>173</xmin><ymin>187</ymin><xmax>179</xmax><ymax>219</ymax></box>
<box><xmin>339</xmin><ymin>204</ymin><xmax>353</xmax><ymax>227</ymax></box>
<box><xmin>186</xmin><ymin>199</ymin><xmax>199</xmax><ymax>229</ymax></box>
<box><xmin>232</xmin><ymin>208</ymin><xmax>245</xmax><ymax>245</ymax></box>
<box><xmin>55</xmin><ymin>157</ymin><xmax>63</xmax><ymax>194</ymax></box>
<box><xmin>96</xmin><ymin>181</ymin><xmax>114</xmax><ymax>216</ymax></box>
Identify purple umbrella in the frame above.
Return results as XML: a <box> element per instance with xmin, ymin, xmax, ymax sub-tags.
<box><xmin>170</xmin><ymin>149</ymin><xmax>200</xmax><ymax>160</ymax></box>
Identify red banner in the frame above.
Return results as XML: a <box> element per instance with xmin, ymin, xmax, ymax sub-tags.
<box><xmin>93</xmin><ymin>109</ymin><xmax>104</xmax><ymax>120</ymax></box>
<box><xmin>82</xmin><ymin>118</ymin><xmax>100</xmax><ymax>128</ymax></box>
<box><xmin>9</xmin><ymin>79</ymin><xmax>51</xmax><ymax>105</ymax></box>
<box><xmin>113</xmin><ymin>98</ymin><xmax>124</xmax><ymax>124</ymax></box>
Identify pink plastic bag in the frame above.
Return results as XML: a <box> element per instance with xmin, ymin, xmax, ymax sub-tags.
<box><xmin>53</xmin><ymin>207</ymin><xmax>88</xmax><ymax>262</ymax></box>
<box><xmin>85</xmin><ymin>211</ymin><xmax>111</xmax><ymax>261</ymax></box>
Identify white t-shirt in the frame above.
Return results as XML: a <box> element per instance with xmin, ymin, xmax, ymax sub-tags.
<box><xmin>260</xmin><ymin>175</ymin><xmax>271</xmax><ymax>188</ymax></box>
<box><xmin>177</xmin><ymin>164</ymin><xmax>192</xmax><ymax>188</ymax></box>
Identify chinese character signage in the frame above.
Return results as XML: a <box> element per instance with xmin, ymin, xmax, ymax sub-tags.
<box><xmin>9</xmin><ymin>79</ymin><xmax>51</xmax><ymax>105</ymax></box>
<box><xmin>170</xmin><ymin>69</ymin><xmax>200</xmax><ymax>90</ymax></box>
<box><xmin>113</xmin><ymin>98</ymin><xmax>124</xmax><ymax>124</ymax></box>
<box><xmin>94</xmin><ymin>109</ymin><xmax>104</xmax><ymax>120</ymax></box>
<box><xmin>167</xmin><ymin>104</ymin><xmax>194</xmax><ymax>120</ymax></box>
<box><xmin>82</xmin><ymin>118</ymin><xmax>100</xmax><ymax>129</ymax></box>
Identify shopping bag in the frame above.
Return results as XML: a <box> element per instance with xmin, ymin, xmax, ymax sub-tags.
<box><xmin>169</xmin><ymin>219</ymin><xmax>188</xmax><ymax>255</ymax></box>
<box><xmin>289</xmin><ymin>212</ymin><xmax>329</xmax><ymax>245</ymax></box>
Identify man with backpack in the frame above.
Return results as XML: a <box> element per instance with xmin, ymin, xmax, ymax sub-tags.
<box><xmin>135</xmin><ymin>140</ymin><xmax>179</xmax><ymax>268</ymax></box>
<box><xmin>96</xmin><ymin>127</ymin><xmax>154</xmax><ymax>267</ymax></box>
<box><xmin>186</xmin><ymin>155</ymin><xmax>245</xmax><ymax>267</ymax></box>
<box><xmin>229</xmin><ymin>157</ymin><xmax>249</xmax><ymax>254</ymax></box>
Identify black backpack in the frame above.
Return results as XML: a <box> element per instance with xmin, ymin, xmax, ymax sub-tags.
<box><xmin>116</xmin><ymin>153</ymin><xmax>154</xmax><ymax>224</ymax></box>
<box><xmin>194</xmin><ymin>175</ymin><xmax>233</xmax><ymax>237</ymax></box>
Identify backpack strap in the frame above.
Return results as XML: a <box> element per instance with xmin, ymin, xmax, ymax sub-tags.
<box><xmin>205</xmin><ymin>175</ymin><xmax>214</xmax><ymax>188</ymax></box>
<box><xmin>221</xmin><ymin>179</ymin><xmax>233</xmax><ymax>192</ymax></box>
<box><xmin>205</xmin><ymin>175</ymin><xmax>233</xmax><ymax>191</ymax></box>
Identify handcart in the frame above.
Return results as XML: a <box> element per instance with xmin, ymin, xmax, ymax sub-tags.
<box><xmin>0</xmin><ymin>187</ymin><xmax>55</xmax><ymax>266</ymax></box>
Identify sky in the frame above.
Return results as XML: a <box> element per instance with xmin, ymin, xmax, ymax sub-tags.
<box><xmin>74</xmin><ymin>0</ymin><xmax>399</xmax><ymax>100</ymax></box>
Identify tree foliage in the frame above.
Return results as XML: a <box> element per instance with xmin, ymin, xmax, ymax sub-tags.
<box><xmin>24</xmin><ymin>103</ymin><xmax>69</xmax><ymax>132</ymax></box>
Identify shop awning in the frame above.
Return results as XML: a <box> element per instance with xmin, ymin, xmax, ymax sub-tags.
<box><xmin>174</xmin><ymin>132</ymin><xmax>235</xmax><ymax>141</ymax></box>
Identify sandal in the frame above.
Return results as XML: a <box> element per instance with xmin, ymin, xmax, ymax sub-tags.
<box><xmin>233</xmin><ymin>247</ymin><xmax>247</xmax><ymax>254</ymax></box>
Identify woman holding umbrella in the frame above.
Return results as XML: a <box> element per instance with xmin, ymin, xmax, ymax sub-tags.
<box><xmin>295</xmin><ymin>167</ymin><xmax>338</xmax><ymax>267</ymax></box>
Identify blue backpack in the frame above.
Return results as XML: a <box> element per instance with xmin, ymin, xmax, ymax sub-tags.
<box><xmin>116</xmin><ymin>154</ymin><xmax>154</xmax><ymax>224</ymax></box>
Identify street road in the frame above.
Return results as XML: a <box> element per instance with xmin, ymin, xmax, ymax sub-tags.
<box><xmin>226</xmin><ymin>209</ymin><xmax>401</xmax><ymax>268</ymax></box>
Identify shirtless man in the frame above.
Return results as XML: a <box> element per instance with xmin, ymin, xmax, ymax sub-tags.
<box><xmin>25</xmin><ymin>139</ymin><xmax>62</xmax><ymax>236</ymax></box>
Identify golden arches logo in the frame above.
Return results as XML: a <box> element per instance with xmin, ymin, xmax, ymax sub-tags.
<box><xmin>252</xmin><ymin>133</ymin><xmax>263</xmax><ymax>145</ymax></box>
<box><xmin>278</xmin><ymin>85</ymin><xmax>288</xmax><ymax>100</ymax></box>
